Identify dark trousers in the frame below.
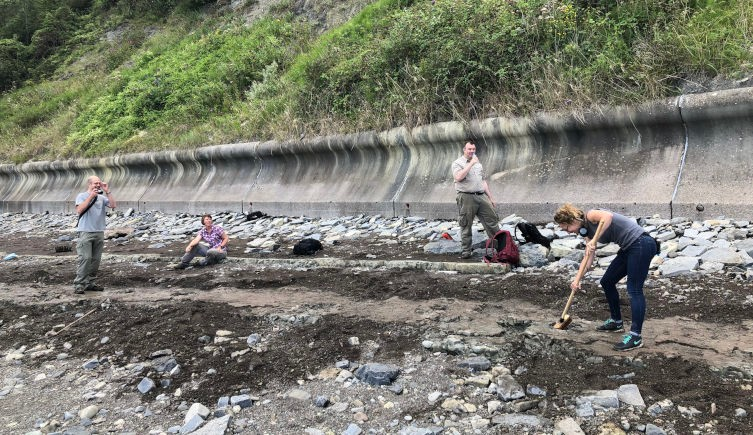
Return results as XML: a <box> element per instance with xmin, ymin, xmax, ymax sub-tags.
<box><xmin>599</xmin><ymin>234</ymin><xmax>657</xmax><ymax>335</ymax></box>
<box><xmin>181</xmin><ymin>244</ymin><xmax>227</xmax><ymax>265</ymax></box>
<box><xmin>456</xmin><ymin>192</ymin><xmax>499</xmax><ymax>253</ymax></box>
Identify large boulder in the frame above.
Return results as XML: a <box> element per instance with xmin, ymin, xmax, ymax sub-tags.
<box><xmin>518</xmin><ymin>243</ymin><xmax>549</xmax><ymax>267</ymax></box>
<box><xmin>658</xmin><ymin>257</ymin><xmax>699</xmax><ymax>276</ymax></box>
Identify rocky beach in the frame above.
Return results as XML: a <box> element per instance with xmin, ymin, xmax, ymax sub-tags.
<box><xmin>0</xmin><ymin>209</ymin><xmax>752</xmax><ymax>435</ymax></box>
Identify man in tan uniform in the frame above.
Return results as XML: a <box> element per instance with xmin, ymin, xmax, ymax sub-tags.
<box><xmin>451</xmin><ymin>141</ymin><xmax>500</xmax><ymax>259</ymax></box>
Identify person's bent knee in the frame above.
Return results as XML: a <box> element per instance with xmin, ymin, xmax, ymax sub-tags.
<box><xmin>600</xmin><ymin>276</ymin><xmax>619</xmax><ymax>290</ymax></box>
<box><xmin>207</xmin><ymin>249</ymin><xmax>226</xmax><ymax>264</ymax></box>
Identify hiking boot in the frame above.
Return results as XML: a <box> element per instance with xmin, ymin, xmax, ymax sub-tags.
<box><xmin>173</xmin><ymin>262</ymin><xmax>189</xmax><ymax>270</ymax></box>
<box><xmin>596</xmin><ymin>318</ymin><xmax>624</xmax><ymax>333</ymax></box>
<box><xmin>459</xmin><ymin>251</ymin><xmax>473</xmax><ymax>259</ymax></box>
<box><xmin>73</xmin><ymin>287</ymin><xmax>85</xmax><ymax>295</ymax></box>
<box><xmin>614</xmin><ymin>333</ymin><xmax>643</xmax><ymax>351</ymax></box>
<box><xmin>85</xmin><ymin>284</ymin><xmax>104</xmax><ymax>292</ymax></box>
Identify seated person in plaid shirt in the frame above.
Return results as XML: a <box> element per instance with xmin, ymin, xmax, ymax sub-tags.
<box><xmin>174</xmin><ymin>214</ymin><xmax>229</xmax><ymax>269</ymax></box>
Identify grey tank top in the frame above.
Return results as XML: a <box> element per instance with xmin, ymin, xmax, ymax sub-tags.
<box><xmin>584</xmin><ymin>210</ymin><xmax>644</xmax><ymax>250</ymax></box>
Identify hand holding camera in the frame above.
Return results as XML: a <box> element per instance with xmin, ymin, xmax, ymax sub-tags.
<box><xmin>93</xmin><ymin>181</ymin><xmax>109</xmax><ymax>195</ymax></box>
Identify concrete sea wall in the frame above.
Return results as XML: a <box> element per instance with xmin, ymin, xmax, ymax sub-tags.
<box><xmin>2</xmin><ymin>87</ymin><xmax>752</xmax><ymax>222</ymax></box>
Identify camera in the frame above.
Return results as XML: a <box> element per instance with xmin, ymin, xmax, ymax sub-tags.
<box><xmin>97</xmin><ymin>189</ymin><xmax>104</xmax><ymax>195</ymax></box>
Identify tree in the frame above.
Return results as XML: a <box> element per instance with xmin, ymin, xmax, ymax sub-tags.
<box><xmin>29</xmin><ymin>6</ymin><xmax>77</xmax><ymax>60</ymax></box>
<box><xmin>0</xmin><ymin>0</ymin><xmax>43</xmax><ymax>44</ymax></box>
<box><xmin>0</xmin><ymin>38</ymin><xmax>29</xmax><ymax>92</ymax></box>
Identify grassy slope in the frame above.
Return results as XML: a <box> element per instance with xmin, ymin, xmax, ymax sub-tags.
<box><xmin>1</xmin><ymin>0</ymin><xmax>752</xmax><ymax>164</ymax></box>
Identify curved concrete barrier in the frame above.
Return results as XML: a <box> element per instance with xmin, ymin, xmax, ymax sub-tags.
<box><xmin>2</xmin><ymin>87</ymin><xmax>752</xmax><ymax>221</ymax></box>
<box><xmin>671</xmin><ymin>90</ymin><xmax>753</xmax><ymax>219</ymax></box>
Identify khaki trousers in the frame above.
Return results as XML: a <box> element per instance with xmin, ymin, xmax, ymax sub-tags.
<box><xmin>74</xmin><ymin>231</ymin><xmax>104</xmax><ymax>290</ymax></box>
<box><xmin>456</xmin><ymin>192</ymin><xmax>500</xmax><ymax>253</ymax></box>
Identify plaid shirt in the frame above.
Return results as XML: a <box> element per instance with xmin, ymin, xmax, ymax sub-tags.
<box><xmin>200</xmin><ymin>225</ymin><xmax>226</xmax><ymax>251</ymax></box>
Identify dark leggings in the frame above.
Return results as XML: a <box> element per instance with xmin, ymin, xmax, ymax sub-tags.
<box><xmin>599</xmin><ymin>234</ymin><xmax>657</xmax><ymax>335</ymax></box>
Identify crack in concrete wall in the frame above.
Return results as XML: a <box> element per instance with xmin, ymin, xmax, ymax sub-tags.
<box><xmin>670</xmin><ymin>95</ymin><xmax>690</xmax><ymax>219</ymax></box>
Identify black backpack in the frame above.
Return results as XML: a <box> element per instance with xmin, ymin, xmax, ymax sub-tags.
<box><xmin>515</xmin><ymin>222</ymin><xmax>552</xmax><ymax>250</ymax></box>
<box><xmin>293</xmin><ymin>238</ymin><xmax>323</xmax><ymax>255</ymax></box>
<box><xmin>246</xmin><ymin>210</ymin><xmax>268</xmax><ymax>221</ymax></box>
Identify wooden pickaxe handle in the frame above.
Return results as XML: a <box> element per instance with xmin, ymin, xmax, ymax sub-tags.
<box><xmin>49</xmin><ymin>308</ymin><xmax>97</xmax><ymax>336</ymax></box>
<box><xmin>559</xmin><ymin>219</ymin><xmax>605</xmax><ymax>320</ymax></box>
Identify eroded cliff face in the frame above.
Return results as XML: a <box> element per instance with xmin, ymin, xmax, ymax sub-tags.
<box><xmin>231</xmin><ymin>0</ymin><xmax>375</xmax><ymax>32</ymax></box>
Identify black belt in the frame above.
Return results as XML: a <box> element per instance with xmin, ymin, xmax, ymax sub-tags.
<box><xmin>458</xmin><ymin>191</ymin><xmax>485</xmax><ymax>195</ymax></box>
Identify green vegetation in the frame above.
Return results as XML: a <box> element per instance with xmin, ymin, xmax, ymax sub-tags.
<box><xmin>1</xmin><ymin>0</ymin><xmax>752</xmax><ymax>163</ymax></box>
<box><xmin>69</xmin><ymin>17</ymin><xmax>312</xmax><ymax>156</ymax></box>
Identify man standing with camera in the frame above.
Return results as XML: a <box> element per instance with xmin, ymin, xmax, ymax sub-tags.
<box><xmin>73</xmin><ymin>175</ymin><xmax>116</xmax><ymax>294</ymax></box>
<box><xmin>452</xmin><ymin>141</ymin><xmax>500</xmax><ymax>259</ymax></box>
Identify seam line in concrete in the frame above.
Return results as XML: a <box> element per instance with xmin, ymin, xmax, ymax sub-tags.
<box><xmin>250</xmin><ymin>148</ymin><xmax>264</xmax><ymax>196</ymax></box>
<box><xmin>390</xmin><ymin>136</ymin><xmax>412</xmax><ymax>218</ymax></box>
<box><xmin>135</xmin><ymin>159</ymin><xmax>158</xmax><ymax>213</ymax></box>
<box><xmin>670</xmin><ymin>94</ymin><xmax>690</xmax><ymax>219</ymax></box>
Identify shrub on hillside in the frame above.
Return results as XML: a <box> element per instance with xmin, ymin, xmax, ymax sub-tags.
<box><xmin>68</xmin><ymin>17</ymin><xmax>313</xmax><ymax>155</ymax></box>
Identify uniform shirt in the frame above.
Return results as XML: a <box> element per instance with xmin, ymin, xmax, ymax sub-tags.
<box><xmin>452</xmin><ymin>156</ymin><xmax>486</xmax><ymax>193</ymax></box>
<box><xmin>200</xmin><ymin>225</ymin><xmax>227</xmax><ymax>251</ymax></box>
<box><xmin>75</xmin><ymin>192</ymin><xmax>110</xmax><ymax>232</ymax></box>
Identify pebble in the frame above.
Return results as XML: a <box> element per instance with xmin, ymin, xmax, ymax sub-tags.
<box><xmin>246</xmin><ymin>333</ymin><xmax>261</xmax><ymax>347</ymax></box>
<box><xmin>457</xmin><ymin>356</ymin><xmax>491</xmax><ymax>372</ymax></box>
<box><xmin>645</xmin><ymin>423</ymin><xmax>668</xmax><ymax>435</ymax></box>
<box><xmin>331</xmin><ymin>402</ymin><xmax>349</xmax><ymax>412</ymax></box>
<box><xmin>137</xmin><ymin>377</ymin><xmax>156</xmax><ymax>394</ymax></box>
<box><xmin>555</xmin><ymin>417</ymin><xmax>585</xmax><ymax>435</ymax></box>
<box><xmin>496</xmin><ymin>374</ymin><xmax>525</xmax><ymax>401</ymax></box>
<box><xmin>387</xmin><ymin>383</ymin><xmax>404</xmax><ymax>395</ymax></box>
<box><xmin>230</xmin><ymin>394</ymin><xmax>252</xmax><ymax>409</ymax></box>
<box><xmin>526</xmin><ymin>385</ymin><xmax>547</xmax><ymax>397</ymax></box>
<box><xmin>82</xmin><ymin>359</ymin><xmax>99</xmax><ymax>370</ymax></box>
<box><xmin>354</xmin><ymin>363</ymin><xmax>400</xmax><ymax>386</ymax></box>
<box><xmin>427</xmin><ymin>392</ymin><xmax>442</xmax><ymax>404</ymax></box>
<box><xmin>286</xmin><ymin>389</ymin><xmax>311</xmax><ymax>401</ymax></box>
<box><xmin>342</xmin><ymin>423</ymin><xmax>362</xmax><ymax>435</ymax></box>
<box><xmin>78</xmin><ymin>405</ymin><xmax>99</xmax><ymax>420</ymax></box>
<box><xmin>617</xmin><ymin>384</ymin><xmax>645</xmax><ymax>407</ymax></box>
<box><xmin>180</xmin><ymin>414</ymin><xmax>204</xmax><ymax>434</ymax></box>
<box><xmin>185</xmin><ymin>403</ymin><xmax>210</xmax><ymax>424</ymax></box>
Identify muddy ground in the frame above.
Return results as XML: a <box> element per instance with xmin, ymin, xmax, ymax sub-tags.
<box><xmin>1</xmin><ymin>234</ymin><xmax>752</xmax><ymax>434</ymax></box>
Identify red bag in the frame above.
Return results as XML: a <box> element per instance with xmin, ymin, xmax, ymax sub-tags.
<box><xmin>483</xmin><ymin>230</ymin><xmax>520</xmax><ymax>265</ymax></box>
